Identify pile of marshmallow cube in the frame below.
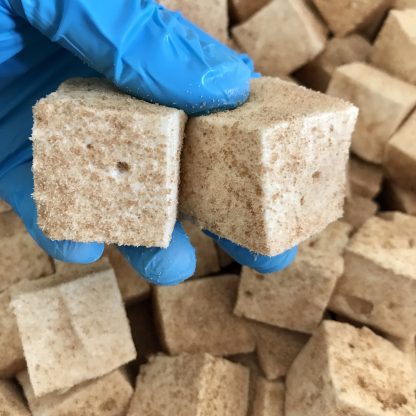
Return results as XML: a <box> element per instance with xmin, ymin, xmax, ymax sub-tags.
<box><xmin>1</xmin><ymin>0</ymin><xmax>416</xmax><ymax>415</ymax></box>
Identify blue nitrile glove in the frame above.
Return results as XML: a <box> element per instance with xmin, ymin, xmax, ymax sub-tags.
<box><xmin>0</xmin><ymin>0</ymin><xmax>297</xmax><ymax>285</ymax></box>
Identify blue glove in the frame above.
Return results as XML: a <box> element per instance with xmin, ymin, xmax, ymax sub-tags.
<box><xmin>0</xmin><ymin>0</ymin><xmax>297</xmax><ymax>285</ymax></box>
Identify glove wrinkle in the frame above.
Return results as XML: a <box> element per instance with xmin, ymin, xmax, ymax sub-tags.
<box><xmin>7</xmin><ymin>0</ymin><xmax>251</xmax><ymax>114</ymax></box>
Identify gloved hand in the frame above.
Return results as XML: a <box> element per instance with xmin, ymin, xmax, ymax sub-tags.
<box><xmin>0</xmin><ymin>0</ymin><xmax>298</xmax><ymax>285</ymax></box>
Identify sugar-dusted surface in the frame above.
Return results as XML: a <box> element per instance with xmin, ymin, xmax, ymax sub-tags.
<box><xmin>127</xmin><ymin>353</ymin><xmax>249</xmax><ymax>416</ymax></box>
<box><xmin>286</xmin><ymin>321</ymin><xmax>416</xmax><ymax>416</ymax></box>
<box><xmin>327</xmin><ymin>63</ymin><xmax>416</xmax><ymax>164</ymax></box>
<box><xmin>55</xmin><ymin>251</ymin><xmax>150</xmax><ymax>305</ymax></box>
<box><xmin>330</xmin><ymin>212</ymin><xmax>416</xmax><ymax>338</ymax></box>
<box><xmin>33</xmin><ymin>78</ymin><xmax>186</xmax><ymax>247</ymax></box>
<box><xmin>18</xmin><ymin>369</ymin><xmax>133</xmax><ymax>416</ymax></box>
<box><xmin>159</xmin><ymin>0</ymin><xmax>228</xmax><ymax>42</ymax></box>
<box><xmin>232</xmin><ymin>0</ymin><xmax>327</xmax><ymax>75</ymax></box>
<box><xmin>371</xmin><ymin>10</ymin><xmax>416</xmax><ymax>85</ymax></box>
<box><xmin>296</xmin><ymin>34</ymin><xmax>371</xmax><ymax>92</ymax></box>
<box><xmin>312</xmin><ymin>0</ymin><xmax>391</xmax><ymax>36</ymax></box>
<box><xmin>12</xmin><ymin>269</ymin><xmax>136</xmax><ymax>397</ymax></box>
<box><xmin>181</xmin><ymin>77</ymin><xmax>357</xmax><ymax>256</ymax></box>
<box><xmin>154</xmin><ymin>275</ymin><xmax>255</xmax><ymax>355</ymax></box>
<box><xmin>0</xmin><ymin>211</ymin><xmax>53</xmax><ymax>292</ymax></box>
<box><xmin>254</xmin><ymin>322</ymin><xmax>309</xmax><ymax>380</ymax></box>
<box><xmin>235</xmin><ymin>221</ymin><xmax>352</xmax><ymax>333</ymax></box>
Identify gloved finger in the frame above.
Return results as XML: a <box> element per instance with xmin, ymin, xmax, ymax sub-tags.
<box><xmin>7</xmin><ymin>0</ymin><xmax>251</xmax><ymax>114</ymax></box>
<box><xmin>173</xmin><ymin>15</ymin><xmax>258</xmax><ymax>79</ymax></box>
<box><xmin>204</xmin><ymin>230</ymin><xmax>298</xmax><ymax>274</ymax></box>
<box><xmin>118</xmin><ymin>221</ymin><xmax>196</xmax><ymax>286</ymax></box>
<box><xmin>0</xmin><ymin>161</ymin><xmax>104</xmax><ymax>263</ymax></box>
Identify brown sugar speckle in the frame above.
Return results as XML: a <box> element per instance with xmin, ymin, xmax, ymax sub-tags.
<box><xmin>286</xmin><ymin>321</ymin><xmax>416</xmax><ymax>415</ymax></box>
<box><xmin>180</xmin><ymin>77</ymin><xmax>357</xmax><ymax>256</ymax></box>
<box><xmin>33</xmin><ymin>78</ymin><xmax>187</xmax><ymax>248</ymax></box>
